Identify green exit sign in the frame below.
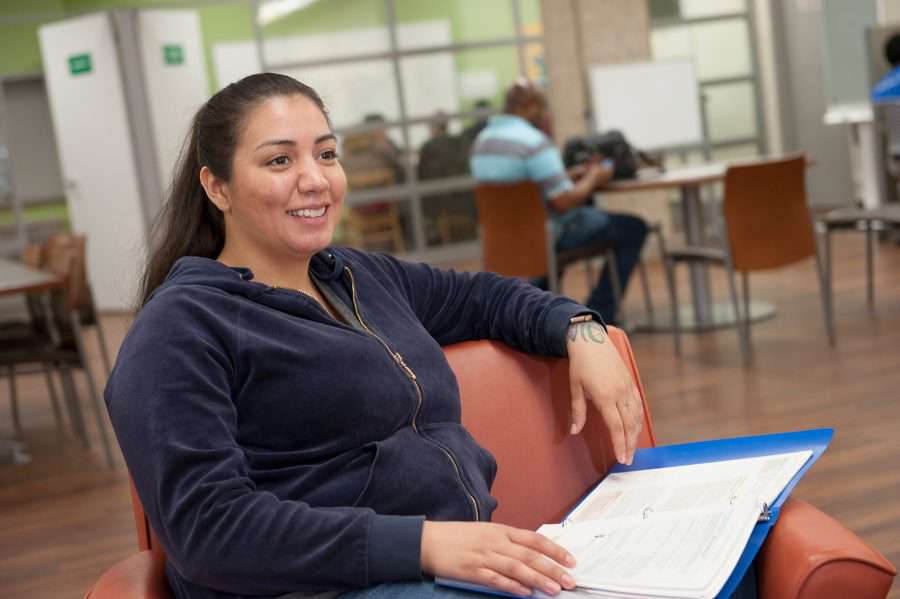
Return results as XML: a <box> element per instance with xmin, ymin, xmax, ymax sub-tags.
<box><xmin>163</xmin><ymin>44</ymin><xmax>184</xmax><ymax>65</ymax></box>
<box><xmin>68</xmin><ymin>53</ymin><xmax>92</xmax><ymax>76</ymax></box>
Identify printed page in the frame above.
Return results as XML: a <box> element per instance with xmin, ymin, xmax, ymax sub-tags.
<box><xmin>565</xmin><ymin>450</ymin><xmax>811</xmax><ymax>525</ymax></box>
<box><xmin>538</xmin><ymin>496</ymin><xmax>762</xmax><ymax>599</ymax></box>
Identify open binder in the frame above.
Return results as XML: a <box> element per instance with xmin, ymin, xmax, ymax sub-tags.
<box><xmin>436</xmin><ymin>428</ymin><xmax>833</xmax><ymax>599</ymax></box>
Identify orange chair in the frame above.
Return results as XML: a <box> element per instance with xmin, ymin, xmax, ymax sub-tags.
<box><xmin>83</xmin><ymin>328</ymin><xmax>896</xmax><ymax>599</ymax></box>
<box><xmin>666</xmin><ymin>155</ymin><xmax>832</xmax><ymax>362</ymax></box>
<box><xmin>475</xmin><ymin>182</ymin><xmax>674</xmax><ymax>327</ymax></box>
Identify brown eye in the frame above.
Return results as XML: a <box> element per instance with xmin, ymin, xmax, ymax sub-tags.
<box><xmin>267</xmin><ymin>155</ymin><xmax>290</xmax><ymax>166</ymax></box>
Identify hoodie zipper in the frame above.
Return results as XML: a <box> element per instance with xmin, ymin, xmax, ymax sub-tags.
<box><xmin>344</xmin><ymin>266</ymin><xmax>480</xmax><ymax>521</ymax></box>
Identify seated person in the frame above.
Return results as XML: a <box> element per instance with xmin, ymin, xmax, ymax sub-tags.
<box><xmin>872</xmin><ymin>33</ymin><xmax>900</xmax><ymax>104</ymax></box>
<box><xmin>106</xmin><ymin>73</ymin><xmax>648</xmax><ymax>599</ymax></box>
<box><xmin>469</xmin><ymin>80</ymin><xmax>648</xmax><ymax>324</ymax></box>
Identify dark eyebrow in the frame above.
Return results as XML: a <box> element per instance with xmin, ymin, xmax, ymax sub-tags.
<box><xmin>255</xmin><ymin>133</ymin><xmax>336</xmax><ymax>151</ymax></box>
<box><xmin>255</xmin><ymin>139</ymin><xmax>295</xmax><ymax>151</ymax></box>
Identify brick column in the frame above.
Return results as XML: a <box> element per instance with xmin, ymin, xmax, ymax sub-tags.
<box><xmin>540</xmin><ymin>0</ymin><xmax>651</xmax><ymax>143</ymax></box>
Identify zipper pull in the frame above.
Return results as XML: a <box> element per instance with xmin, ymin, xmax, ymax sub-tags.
<box><xmin>395</xmin><ymin>353</ymin><xmax>417</xmax><ymax>380</ymax></box>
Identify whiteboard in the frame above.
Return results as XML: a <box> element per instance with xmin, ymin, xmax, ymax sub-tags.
<box><xmin>589</xmin><ymin>59</ymin><xmax>704</xmax><ymax>150</ymax></box>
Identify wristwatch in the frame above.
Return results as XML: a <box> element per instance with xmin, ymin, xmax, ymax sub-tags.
<box><xmin>568</xmin><ymin>314</ymin><xmax>595</xmax><ymax>326</ymax></box>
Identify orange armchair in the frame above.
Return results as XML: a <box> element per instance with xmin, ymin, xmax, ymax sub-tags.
<box><xmin>84</xmin><ymin>328</ymin><xmax>896</xmax><ymax>599</ymax></box>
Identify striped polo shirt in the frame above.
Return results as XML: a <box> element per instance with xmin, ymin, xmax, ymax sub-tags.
<box><xmin>469</xmin><ymin>114</ymin><xmax>573</xmax><ymax>201</ymax></box>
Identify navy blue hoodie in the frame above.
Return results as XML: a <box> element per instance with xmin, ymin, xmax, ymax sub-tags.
<box><xmin>105</xmin><ymin>247</ymin><xmax>596</xmax><ymax>599</ymax></box>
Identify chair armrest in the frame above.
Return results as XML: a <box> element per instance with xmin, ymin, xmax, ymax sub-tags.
<box><xmin>83</xmin><ymin>551</ymin><xmax>173</xmax><ymax>599</ymax></box>
<box><xmin>758</xmin><ymin>499</ymin><xmax>896</xmax><ymax>599</ymax></box>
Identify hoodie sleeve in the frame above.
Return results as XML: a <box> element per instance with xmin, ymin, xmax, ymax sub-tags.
<box><xmin>104</xmin><ymin>289</ymin><xmax>423</xmax><ymax>596</ymax></box>
<box><xmin>345</xmin><ymin>250</ymin><xmax>602</xmax><ymax>356</ymax></box>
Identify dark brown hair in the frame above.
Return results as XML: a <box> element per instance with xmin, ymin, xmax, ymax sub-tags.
<box><xmin>503</xmin><ymin>79</ymin><xmax>546</xmax><ymax>114</ymax></box>
<box><xmin>137</xmin><ymin>73</ymin><xmax>329</xmax><ymax>309</ymax></box>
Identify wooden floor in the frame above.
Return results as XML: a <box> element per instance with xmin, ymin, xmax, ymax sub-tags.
<box><xmin>1</xmin><ymin>230</ymin><xmax>898</xmax><ymax>598</ymax></box>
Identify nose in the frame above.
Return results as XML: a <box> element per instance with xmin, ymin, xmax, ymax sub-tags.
<box><xmin>296</xmin><ymin>157</ymin><xmax>329</xmax><ymax>195</ymax></box>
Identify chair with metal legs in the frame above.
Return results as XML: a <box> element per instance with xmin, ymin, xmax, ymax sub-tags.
<box><xmin>818</xmin><ymin>206</ymin><xmax>900</xmax><ymax>316</ymax></box>
<box><xmin>0</xmin><ymin>243</ymin><xmax>115</xmax><ymax>467</ymax></box>
<box><xmin>666</xmin><ymin>154</ymin><xmax>833</xmax><ymax>365</ymax></box>
<box><xmin>475</xmin><ymin>182</ymin><xmax>674</xmax><ymax>326</ymax></box>
<box><xmin>815</xmin><ymin>101</ymin><xmax>900</xmax><ymax>319</ymax></box>
<box><xmin>1</xmin><ymin>243</ymin><xmax>67</xmax><ymax>442</ymax></box>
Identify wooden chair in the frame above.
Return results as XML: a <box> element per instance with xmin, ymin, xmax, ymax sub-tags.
<box><xmin>45</xmin><ymin>233</ymin><xmax>114</xmax><ymax>375</ymax></box>
<box><xmin>82</xmin><ymin>328</ymin><xmax>895</xmax><ymax>599</ymax></box>
<box><xmin>341</xmin><ymin>167</ymin><xmax>406</xmax><ymax>254</ymax></box>
<box><xmin>666</xmin><ymin>155</ymin><xmax>832</xmax><ymax>363</ymax></box>
<box><xmin>474</xmin><ymin>182</ymin><xmax>673</xmax><ymax>326</ymax></box>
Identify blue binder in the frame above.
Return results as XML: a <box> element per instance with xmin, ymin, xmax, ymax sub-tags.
<box><xmin>436</xmin><ymin>428</ymin><xmax>833</xmax><ymax>599</ymax></box>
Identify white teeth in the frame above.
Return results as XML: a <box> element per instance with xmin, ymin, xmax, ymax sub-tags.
<box><xmin>287</xmin><ymin>206</ymin><xmax>327</xmax><ymax>218</ymax></box>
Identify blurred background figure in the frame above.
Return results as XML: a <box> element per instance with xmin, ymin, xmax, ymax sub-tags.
<box><xmin>418</xmin><ymin>111</ymin><xmax>478</xmax><ymax>246</ymax></box>
<box><xmin>338</xmin><ymin>114</ymin><xmax>408</xmax><ymax>253</ymax></box>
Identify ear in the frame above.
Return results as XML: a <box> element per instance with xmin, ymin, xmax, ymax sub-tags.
<box><xmin>200</xmin><ymin>166</ymin><xmax>231</xmax><ymax>214</ymax></box>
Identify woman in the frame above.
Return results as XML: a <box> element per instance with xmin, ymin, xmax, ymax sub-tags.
<box><xmin>105</xmin><ymin>73</ymin><xmax>646</xmax><ymax>599</ymax></box>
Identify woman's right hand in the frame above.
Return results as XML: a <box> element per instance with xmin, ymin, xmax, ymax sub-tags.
<box><xmin>420</xmin><ymin>521</ymin><xmax>577</xmax><ymax>597</ymax></box>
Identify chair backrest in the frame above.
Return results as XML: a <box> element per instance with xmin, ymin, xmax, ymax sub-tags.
<box><xmin>722</xmin><ymin>154</ymin><xmax>817</xmax><ymax>272</ymax></box>
<box><xmin>45</xmin><ymin>233</ymin><xmax>94</xmax><ymax>315</ymax></box>
<box><xmin>474</xmin><ymin>182</ymin><xmax>551</xmax><ymax>280</ymax></box>
<box><xmin>129</xmin><ymin>327</ymin><xmax>654</xmax><ymax>550</ymax></box>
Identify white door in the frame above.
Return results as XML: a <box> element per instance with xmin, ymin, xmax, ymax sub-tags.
<box><xmin>138</xmin><ymin>9</ymin><xmax>210</xmax><ymax>191</ymax></box>
<box><xmin>39</xmin><ymin>13</ymin><xmax>146</xmax><ymax>311</ymax></box>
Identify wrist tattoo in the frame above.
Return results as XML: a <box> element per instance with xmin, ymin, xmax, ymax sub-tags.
<box><xmin>566</xmin><ymin>320</ymin><xmax>607</xmax><ymax>344</ymax></box>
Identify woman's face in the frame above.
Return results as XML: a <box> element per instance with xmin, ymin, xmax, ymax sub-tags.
<box><xmin>214</xmin><ymin>94</ymin><xmax>346</xmax><ymax>263</ymax></box>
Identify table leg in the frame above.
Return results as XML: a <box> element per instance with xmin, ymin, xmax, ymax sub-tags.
<box><xmin>632</xmin><ymin>183</ymin><xmax>777</xmax><ymax>333</ymax></box>
<box><xmin>681</xmin><ymin>184</ymin><xmax>713</xmax><ymax>325</ymax></box>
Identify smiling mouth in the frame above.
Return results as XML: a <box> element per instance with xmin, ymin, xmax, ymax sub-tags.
<box><xmin>286</xmin><ymin>206</ymin><xmax>328</xmax><ymax>218</ymax></box>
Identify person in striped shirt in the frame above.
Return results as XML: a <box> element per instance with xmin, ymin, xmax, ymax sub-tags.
<box><xmin>469</xmin><ymin>81</ymin><xmax>648</xmax><ymax>324</ymax></box>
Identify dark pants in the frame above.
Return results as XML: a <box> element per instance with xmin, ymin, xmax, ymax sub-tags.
<box><xmin>553</xmin><ymin>207</ymin><xmax>648</xmax><ymax>323</ymax></box>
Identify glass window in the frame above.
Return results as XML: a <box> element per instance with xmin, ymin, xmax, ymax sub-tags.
<box><xmin>648</xmin><ymin>0</ymin><xmax>681</xmax><ymax>21</ymax></box>
<box><xmin>280</xmin><ymin>59</ymin><xmax>401</xmax><ymax>129</ymax></box>
<box><xmin>401</xmin><ymin>45</ymin><xmax>519</xmax><ymax>127</ymax></box>
<box><xmin>257</xmin><ymin>0</ymin><xmax>388</xmax><ymax>65</ymax></box>
<box><xmin>651</xmin><ymin>26</ymin><xmax>693</xmax><ymax>61</ymax></box>
<box><xmin>704</xmin><ymin>81</ymin><xmax>757</xmax><ymax>142</ymax></box>
<box><xmin>679</xmin><ymin>0</ymin><xmax>745</xmax><ymax>19</ymax></box>
<box><xmin>394</xmin><ymin>0</ymin><xmax>516</xmax><ymax>49</ymax></box>
<box><xmin>711</xmin><ymin>142</ymin><xmax>759</xmax><ymax>162</ymax></box>
<box><xmin>652</xmin><ymin>20</ymin><xmax>751</xmax><ymax>81</ymax></box>
<box><xmin>691</xmin><ymin>19</ymin><xmax>751</xmax><ymax>81</ymax></box>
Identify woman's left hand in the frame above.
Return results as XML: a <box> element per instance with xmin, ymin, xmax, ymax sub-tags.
<box><xmin>565</xmin><ymin>320</ymin><xmax>643</xmax><ymax>465</ymax></box>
